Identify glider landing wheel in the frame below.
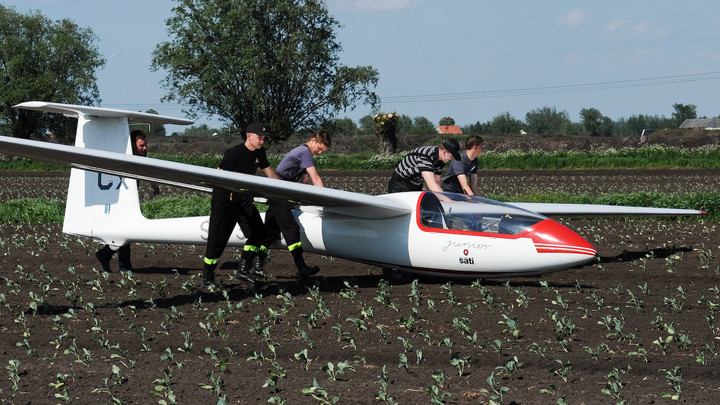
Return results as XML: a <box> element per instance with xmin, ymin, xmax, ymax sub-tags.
<box><xmin>383</xmin><ymin>267</ymin><xmax>411</xmax><ymax>284</ymax></box>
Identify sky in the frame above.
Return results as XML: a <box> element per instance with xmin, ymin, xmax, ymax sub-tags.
<box><xmin>5</xmin><ymin>0</ymin><xmax>720</xmax><ymax>134</ymax></box>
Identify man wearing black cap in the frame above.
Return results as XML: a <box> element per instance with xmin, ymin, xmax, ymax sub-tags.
<box><xmin>388</xmin><ymin>138</ymin><xmax>461</xmax><ymax>193</ymax></box>
<box><xmin>201</xmin><ymin>121</ymin><xmax>280</xmax><ymax>290</ymax></box>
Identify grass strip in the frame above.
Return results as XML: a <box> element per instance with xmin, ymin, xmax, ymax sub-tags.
<box><xmin>2</xmin><ymin>192</ymin><xmax>717</xmax><ymax>223</ymax></box>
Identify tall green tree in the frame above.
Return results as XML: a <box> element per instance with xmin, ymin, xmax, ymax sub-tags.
<box><xmin>411</xmin><ymin>116</ymin><xmax>436</xmax><ymax>134</ymax></box>
<box><xmin>491</xmin><ymin>112</ymin><xmax>525</xmax><ymax>134</ymax></box>
<box><xmin>329</xmin><ymin>117</ymin><xmax>359</xmax><ymax>136</ymax></box>
<box><xmin>525</xmin><ymin>106</ymin><xmax>570</xmax><ymax>135</ymax></box>
<box><xmin>672</xmin><ymin>103</ymin><xmax>697</xmax><ymax>127</ymax></box>
<box><xmin>358</xmin><ymin>114</ymin><xmax>375</xmax><ymax>134</ymax></box>
<box><xmin>580</xmin><ymin>107</ymin><xmax>614</xmax><ymax>137</ymax></box>
<box><xmin>0</xmin><ymin>5</ymin><xmax>105</xmax><ymax>140</ymax></box>
<box><xmin>152</xmin><ymin>0</ymin><xmax>379</xmax><ymax>141</ymax></box>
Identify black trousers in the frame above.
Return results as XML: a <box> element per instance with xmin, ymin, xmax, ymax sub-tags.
<box><xmin>261</xmin><ymin>201</ymin><xmax>301</xmax><ymax>250</ymax></box>
<box><xmin>387</xmin><ymin>171</ymin><xmax>422</xmax><ymax>193</ymax></box>
<box><xmin>204</xmin><ymin>197</ymin><xmax>265</xmax><ymax>260</ymax></box>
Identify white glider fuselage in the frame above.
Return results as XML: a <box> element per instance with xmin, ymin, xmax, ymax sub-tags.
<box><xmin>84</xmin><ymin>186</ymin><xmax>596</xmax><ymax>279</ymax></box>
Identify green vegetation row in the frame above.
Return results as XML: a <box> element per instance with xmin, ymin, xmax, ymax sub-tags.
<box><xmin>4</xmin><ymin>144</ymin><xmax>720</xmax><ymax>172</ymax></box>
<box><xmin>3</xmin><ymin>191</ymin><xmax>718</xmax><ymax>224</ymax></box>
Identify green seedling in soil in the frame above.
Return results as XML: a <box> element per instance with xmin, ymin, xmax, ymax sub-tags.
<box><xmin>479</xmin><ymin>371</ymin><xmax>508</xmax><ymax>405</ymax></box>
<box><xmin>659</xmin><ymin>365</ymin><xmax>682</xmax><ymax>400</ymax></box>
<box><xmin>322</xmin><ymin>360</ymin><xmax>354</xmax><ymax>381</ymax></box>
<box><xmin>450</xmin><ymin>352</ymin><xmax>471</xmax><ymax>376</ymax></box>
<box><xmin>302</xmin><ymin>378</ymin><xmax>339</xmax><ymax>403</ymax></box>
<box><xmin>426</xmin><ymin>371</ymin><xmax>450</xmax><ymax>404</ymax></box>
<box><xmin>551</xmin><ymin>358</ymin><xmax>573</xmax><ymax>383</ymax></box>
<box><xmin>499</xmin><ymin>313</ymin><xmax>520</xmax><ymax>338</ymax></box>
<box><xmin>376</xmin><ymin>365</ymin><xmax>397</xmax><ymax>404</ymax></box>
<box><xmin>601</xmin><ymin>364</ymin><xmax>631</xmax><ymax>399</ymax></box>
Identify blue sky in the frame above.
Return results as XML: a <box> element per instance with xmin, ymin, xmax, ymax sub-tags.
<box><xmin>6</xmin><ymin>0</ymin><xmax>720</xmax><ymax>133</ymax></box>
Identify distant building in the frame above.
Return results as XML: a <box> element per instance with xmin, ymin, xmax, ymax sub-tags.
<box><xmin>679</xmin><ymin>118</ymin><xmax>720</xmax><ymax>130</ymax></box>
<box><xmin>436</xmin><ymin>125</ymin><xmax>463</xmax><ymax>135</ymax></box>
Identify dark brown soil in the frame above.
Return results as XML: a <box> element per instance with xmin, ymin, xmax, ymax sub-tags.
<box><xmin>1</xmin><ymin>168</ymin><xmax>719</xmax><ymax>404</ymax></box>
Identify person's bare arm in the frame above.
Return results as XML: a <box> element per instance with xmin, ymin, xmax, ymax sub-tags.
<box><xmin>457</xmin><ymin>174</ymin><xmax>474</xmax><ymax>195</ymax></box>
<box><xmin>422</xmin><ymin>171</ymin><xmax>444</xmax><ymax>192</ymax></box>
<box><xmin>469</xmin><ymin>173</ymin><xmax>481</xmax><ymax>196</ymax></box>
<box><xmin>305</xmin><ymin>166</ymin><xmax>324</xmax><ymax>187</ymax></box>
<box><xmin>262</xmin><ymin>166</ymin><xmax>281</xmax><ymax>180</ymax></box>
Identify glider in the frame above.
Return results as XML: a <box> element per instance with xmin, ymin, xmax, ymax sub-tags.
<box><xmin>0</xmin><ymin>102</ymin><xmax>706</xmax><ymax>280</ymax></box>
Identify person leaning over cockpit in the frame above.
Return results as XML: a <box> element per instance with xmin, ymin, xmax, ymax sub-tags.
<box><xmin>387</xmin><ymin>138</ymin><xmax>461</xmax><ymax>193</ymax></box>
<box><xmin>440</xmin><ymin>135</ymin><xmax>483</xmax><ymax>196</ymax></box>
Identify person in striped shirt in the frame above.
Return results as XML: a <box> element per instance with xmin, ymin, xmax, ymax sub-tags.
<box><xmin>387</xmin><ymin>138</ymin><xmax>461</xmax><ymax>193</ymax></box>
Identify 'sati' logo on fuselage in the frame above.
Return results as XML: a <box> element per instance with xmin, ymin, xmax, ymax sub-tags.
<box><xmin>459</xmin><ymin>257</ymin><xmax>475</xmax><ymax>265</ymax></box>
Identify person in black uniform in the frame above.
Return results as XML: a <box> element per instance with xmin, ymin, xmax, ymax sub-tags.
<box><xmin>387</xmin><ymin>138</ymin><xmax>461</xmax><ymax>193</ymax></box>
<box><xmin>201</xmin><ymin>122</ymin><xmax>279</xmax><ymax>289</ymax></box>
<box><xmin>254</xmin><ymin>130</ymin><xmax>332</xmax><ymax>281</ymax></box>
<box><xmin>95</xmin><ymin>129</ymin><xmax>159</xmax><ymax>272</ymax></box>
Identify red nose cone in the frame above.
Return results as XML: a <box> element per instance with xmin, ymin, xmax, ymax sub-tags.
<box><xmin>523</xmin><ymin>219</ymin><xmax>596</xmax><ymax>256</ymax></box>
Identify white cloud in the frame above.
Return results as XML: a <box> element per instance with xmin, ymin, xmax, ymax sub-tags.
<box><xmin>605</xmin><ymin>17</ymin><xmax>631</xmax><ymax>37</ymax></box>
<box><xmin>605</xmin><ymin>18</ymin><xmax>665</xmax><ymax>39</ymax></box>
<box><xmin>330</xmin><ymin>0</ymin><xmax>418</xmax><ymax>12</ymax></box>
<box><xmin>632</xmin><ymin>21</ymin><xmax>666</xmax><ymax>39</ymax></box>
<box><xmin>556</xmin><ymin>10</ymin><xmax>590</xmax><ymax>27</ymax></box>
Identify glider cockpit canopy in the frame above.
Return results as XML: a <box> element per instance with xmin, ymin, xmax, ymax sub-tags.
<box><xmin>418</xmin><ymin>192</ymin><xmax>547</xmax><ymax>236</ymax></box>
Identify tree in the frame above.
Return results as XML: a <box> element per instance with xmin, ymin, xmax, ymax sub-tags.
<box><xmin>152</xmin><ymin>0</ymin><xmax>379</xmax><ymax>141</ymax></box>
<box><xmin>143</xmin><ymin>109</ymin><xmax>167</xmax><ymax>137</ymax></box>
<box><xmin>525</xmin><ymin>106</ymin><xmax>570</xmax><ymax>135</ymax></box>
<box><xmin>356</xmin><ymin>114</ymin><xmax>374</xmax><ymax>134</ymax></box>
<box><xmin>463</xmin><ymin>120</ymin><xmax>491</xmax><ymax>134</ymax></box>
<box><xmin>672</xmin><ymin>103</ymin><xmax>697</xmax><ymax>127</ymax></box>
<box><xmin>0</xmin><ymin>5</ymin><xmax>105</xmax><ymax>140</ymax></box>
<box><xmin>580</xmin><ymin>107</ymin><xmax>614</xmax><ymax>137</ymax></box>
<box><xmin>182</xmin><ymin>123</ymin><xmax>219</xmax><ymax>137</ymax></box>
<box><xmin>411</xmin><ymin>116</ymin><xmax>436</xmax><ymax>134</ymax></box>
<box><xmin>491</xmin><ymin>112</ymin><xmax>525</xmax><ymax>134</ymax></box>
<box><xmin>395</xmin><ymin>114</ymin><xmax>413</xmax><ymax>135</ymax></box>
<box><xmin>438</xmin><ymin>116</ymin><xmax>455</xmax><ymax>126</ymax></box>
<box><xmin>329</xmin><ymin>117</ymin><xmax>359</xmax><ymax>136</ymax></box>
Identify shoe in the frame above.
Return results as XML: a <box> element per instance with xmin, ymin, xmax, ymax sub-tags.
<box><xmin>250</xmin><ymin>254</ymin><xmax>271</xmax><ymax>280</ymax></box>
<box><xmin>95</xmin><ymin>247</ymin><xmax>113</xmax><ymax>272</ymax></box>
<box><xmin>297</xmin><ymin>265</ymin><xmax>319</xmax><ymax>281</ymax></box>
<box><xmin>202</xmin><ymin>279</ymin><xmax>218</xmax><ymax>291</ymax></box>
<box><xmin>235</xmin><ymin>259</ymin><xmax>254</xmax><ymax>283</ymax></box>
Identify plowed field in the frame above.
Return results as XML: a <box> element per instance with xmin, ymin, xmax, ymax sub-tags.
<box><xmin>1</xmin><ymin>169</ymin><xmax>719</xmax><ymax>404</ymax></box>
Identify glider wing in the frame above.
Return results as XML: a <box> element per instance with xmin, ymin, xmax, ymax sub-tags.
<box><xmin>0</xmin><ymin>136</ymin><xmax>409</xmax><ymax>219</ymax></box>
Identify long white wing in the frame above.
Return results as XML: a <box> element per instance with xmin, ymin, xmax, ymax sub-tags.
<box><xmin>510</xmin><ymin>202</ymin><xmax>706</xmax><ymax>217</ymax></box>
<box><xmin>0</xmin><ymin>135</ymin><xmax>409</xmax><ymax>218</ymax></box>
<box><xmin>0</xmin><ymin>135</ymin><xmax>705</xmax><ymax>219</ymax></box>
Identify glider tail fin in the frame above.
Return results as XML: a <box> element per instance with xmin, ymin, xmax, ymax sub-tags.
<box><xmin>10</xmin><ymin>102</ymin><xmax>195</xmax><ymax>246</ymax></box>
<box><xmin>63</xmin><ymin>113</ymin><xmax>143</xmax><ymax>247</ymax></box>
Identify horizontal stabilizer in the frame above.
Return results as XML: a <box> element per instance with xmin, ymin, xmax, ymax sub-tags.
<box><xmin>13</xmin><ymin>101</ymin><xmax>194</xmax><ymax>126</ymax></box>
